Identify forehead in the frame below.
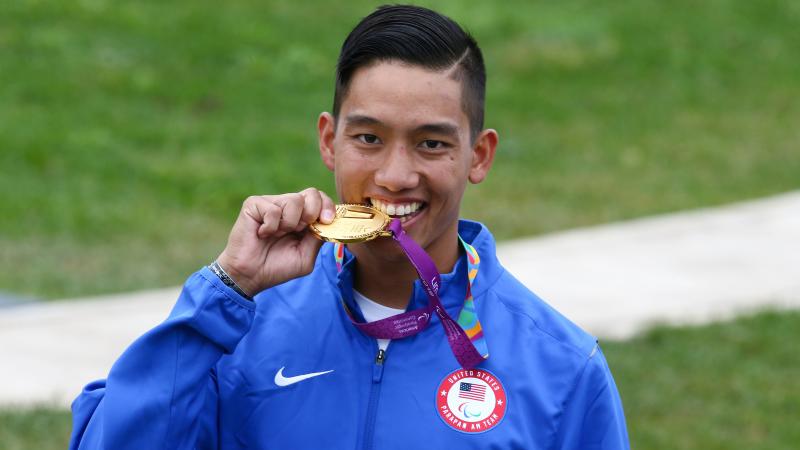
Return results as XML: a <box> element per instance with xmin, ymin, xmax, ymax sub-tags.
<box><xmin>340</xmin><ymin>61</ymin><xmax>468</xmax><ymax>129</ymax></box>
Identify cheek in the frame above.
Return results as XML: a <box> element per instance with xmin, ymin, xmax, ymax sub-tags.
<box><xmin>334</xmin><ymin>149</ymin><xmax>375</xmax><ymax>197</ymax></box>
<box><xmin>428</xmin><ymin>168</ymin><xmax>467</xmax><ymax>205</ymax></box>
<box><xmin>433</xmin><ymin>153</ymin><xmax>470</xmax><ymax>187</ymax></box>
<box><xmin>337</xmin><ymin>144</ymin><xmax>378</xmax><ymax>167</ymax></box>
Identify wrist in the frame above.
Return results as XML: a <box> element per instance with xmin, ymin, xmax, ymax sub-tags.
<box><xmin>209</xmin><ymin>260</ymin><xmax>255</xmax><ymax>300</ymax></box>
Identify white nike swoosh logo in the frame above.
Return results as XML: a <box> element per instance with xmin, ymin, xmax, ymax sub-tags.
<box><xmin>274</xmin><ymin>366</ymin><xmax>334</xmax><ymax>387</ymax></box>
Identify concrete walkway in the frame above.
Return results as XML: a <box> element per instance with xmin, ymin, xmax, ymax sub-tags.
<box><xmin>2</xmin><ymin>191</ymin><xmax>799</xmax><ymax>408</ymax></box>
<box><xmin>497</xmin><ymin>191</ymin><xmax>800</xmax><ymax>339</ymax></box>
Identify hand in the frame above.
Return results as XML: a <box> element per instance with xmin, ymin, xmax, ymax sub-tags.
<box><xmin>216</xmin><ymin>188</ymin><xmax>336</xmax><ymax>296</ymax></box>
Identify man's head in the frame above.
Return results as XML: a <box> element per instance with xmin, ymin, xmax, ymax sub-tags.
<box><xmin>333</xmin><ymin>5</ymin><xmax>486</xmax><ymax>143</ymax></box>
<box><xmin>318</xmin><ymin>5</ymin><xmax>497</xmax><ymax>268</ymax></box>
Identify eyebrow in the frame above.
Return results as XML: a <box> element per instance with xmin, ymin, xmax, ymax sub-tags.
<box><xmin>412</xmin><ymin>122</ymin><xmax>459</xmax><ymax>138</ymax></box>
<box><xmin>344</xmin><ymin>114</ymin><xmax>460</xmax><ymax>138</ymax></box>
<box><xmin>344</xmin><ymin>114</ymin><xmax>383</xmax><ymax>128</ymax></box>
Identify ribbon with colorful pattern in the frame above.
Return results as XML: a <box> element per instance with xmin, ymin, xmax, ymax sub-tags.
<box><xmin>334</xmin><ymin>219</ymin><xmax>488</xmax><ymax>369</ymax></box>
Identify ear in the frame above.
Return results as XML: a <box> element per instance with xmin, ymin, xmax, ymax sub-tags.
<box><xmin>468</xmin><ymin>128</ymin><xmax>498</xmax><ymax>184</ymax></box>
<box><xmin>318</xmin><ymin>112</ymin><xmax>336</xmax><ymax>171</ymax></box>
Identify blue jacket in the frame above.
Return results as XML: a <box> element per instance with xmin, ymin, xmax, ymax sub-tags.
<box><xmin>70</xmin><ymin>220</ymin><xmax>629</xmax><ymax>449</ymax></box>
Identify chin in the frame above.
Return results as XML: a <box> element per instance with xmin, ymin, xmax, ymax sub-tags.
<box><xmin>354</xmin><ymin>237</ymin><xmax>407</xmax><ymax>261</ymax></box>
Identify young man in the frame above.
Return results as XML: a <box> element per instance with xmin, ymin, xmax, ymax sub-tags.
<box><xmin>70</xmin><ymin>5</ymin><xmax>628</xmax><ymax>449</ymax></box>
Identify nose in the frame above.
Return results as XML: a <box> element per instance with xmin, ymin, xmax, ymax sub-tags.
<box><xmin>374</xmin><ymin>145</ymin><xmax>419</xmax><ymax>192</ymax></box>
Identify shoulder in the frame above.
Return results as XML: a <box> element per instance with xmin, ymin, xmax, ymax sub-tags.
<box><xmin>553</xmin><ymin>345</ymin><xmax>630</xmax><ymax>447</ymax></box>
<box><xmin>474</xmin><ymin>240</ymin><xmax>629</xmax><ymax>443</ymax></box>
<box><xmin>487</xmin><ymin>269</ymin><xmax>598</xmax><ymax>358</ymax></box>
<box><xmin>460</xmin><ymin>219</ymin><xmax>597</xmax><ymax>359</ymax></box>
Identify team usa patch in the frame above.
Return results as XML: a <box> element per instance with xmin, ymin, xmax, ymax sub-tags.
<box><xmin>435</xmin><ymin>368</ymin><xmax>507</xmax><ymax>433</ymax></box>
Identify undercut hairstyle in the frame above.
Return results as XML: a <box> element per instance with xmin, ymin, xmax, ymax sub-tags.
<box><xmin>334</xmin><ymin>5</ymin><xmax>486</xmax><ymax>142</ymax></box>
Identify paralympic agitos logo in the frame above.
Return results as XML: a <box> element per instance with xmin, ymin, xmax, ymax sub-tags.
<box><xmin>435</xmin><ymin>368</ymin><xmax>507</xmax><ymax>434</ymax></box>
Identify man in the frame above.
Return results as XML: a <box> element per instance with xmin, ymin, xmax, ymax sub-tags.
<box><xmin>70</xmin><ymin>5</ymin><xmax>628</xmax><ymax>449</ymax></box>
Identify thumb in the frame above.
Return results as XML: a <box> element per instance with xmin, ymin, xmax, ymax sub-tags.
<box><xmin>298</xmin><ymin>232</ymin><xmax>324</xmax><ymax>271</ymax></box>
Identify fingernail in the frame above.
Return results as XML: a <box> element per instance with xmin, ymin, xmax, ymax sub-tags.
<box><xmin>321</xmin><ymin>210</ymin><xmax>334</xmax><ymax>223</ymax></box>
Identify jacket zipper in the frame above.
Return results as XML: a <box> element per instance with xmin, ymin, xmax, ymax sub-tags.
<box><xmin>361</xmin><ymin>347</ymin><xmax>386</xmax><ymax>450</ymax></box>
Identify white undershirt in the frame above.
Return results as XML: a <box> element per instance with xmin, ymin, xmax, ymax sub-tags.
<box><xmin>353</xmin><ymin>290</ymin><xmax>405</xmax><ymax>352</ymax></box>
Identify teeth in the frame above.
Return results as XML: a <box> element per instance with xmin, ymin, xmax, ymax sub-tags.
<box><xmin>369</xmin><ymin>198</ymin><xmax>422</xmax><ymax>217</ymax></box>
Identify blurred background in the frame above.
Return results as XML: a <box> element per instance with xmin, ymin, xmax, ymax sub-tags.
<box><xmin>1</xmin><ymin>0</ymin><xmax>799</xmax><ymax>448</ymax></box>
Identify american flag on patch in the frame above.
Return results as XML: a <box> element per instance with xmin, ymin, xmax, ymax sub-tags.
<box><xmin>459</xmin><ymin>382</ymin><xmax>487</xmax><ymax>402</ymax></box>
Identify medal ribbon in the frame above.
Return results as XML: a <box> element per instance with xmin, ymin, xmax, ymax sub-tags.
<box><xmin>334</xmin><ymin>219</ymin><xmax>488</xmax><ymax>369</ymax></box>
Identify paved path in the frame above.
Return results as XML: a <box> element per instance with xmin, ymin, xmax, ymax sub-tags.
<box><xmin>2</xmin><ymin>191</ymin><xmax>798</xmax><ymax>407</ymax></box>
<box><xmin>498</xmin><ymin>191</ymin><xmax>800</xmax><ymax>339</ymax></box>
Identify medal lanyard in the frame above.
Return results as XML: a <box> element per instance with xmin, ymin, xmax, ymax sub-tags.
<box><xmin>334</xmin><ymin>219</ymin><xmax>489</xmax><ymax>369</ymax></box>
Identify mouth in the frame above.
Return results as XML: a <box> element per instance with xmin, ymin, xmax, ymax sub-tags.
<box><xmin>368</xmin><ymin>198</ymin><xmax>427</xmax><ymax>224</ymax></box>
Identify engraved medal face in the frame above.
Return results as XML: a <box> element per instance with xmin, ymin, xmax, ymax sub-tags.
<box><xmin>309</xmin><ymin>204</ymin><xmax>391</xmax><ymax>243</ymax></box>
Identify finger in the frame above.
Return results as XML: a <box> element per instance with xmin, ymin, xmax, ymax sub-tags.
<box><xmin>242</xmin><ymin>196</ymin><xmax>280</xmax><ymax>234</ymax></box>
<box><xmin>234</xmin><ymin>196</ymin><xmax>264</xmax><ymax>236</ymax></box>
<box><xmin>278</xmin><ymin>193</ymin><xmax>304</xmax><ymax>232</ymax></box>
<box><xmin>318</xmin><ymin>190</ymin><xmax>336</xmax><ymax>224</ymax></box>
<box><xmin>299</xmin><ymin>188</ymin><xmax>323</xmax><ymax>229</ymax></box>
<box><xmin>253</xmin><ymin>201</ymin><xmax>283</xmax><ymax>239</ymax></box>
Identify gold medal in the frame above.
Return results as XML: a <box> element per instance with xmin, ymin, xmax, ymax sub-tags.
<box><xmin>309</xmin><ymin>204</ymin><xmax>393</xmax><ymax>243</ymax></box>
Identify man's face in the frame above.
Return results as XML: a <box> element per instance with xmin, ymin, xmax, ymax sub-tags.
<box><xmin>320</xmin><ymin>62</ymin><xmax>490</xmax><ymax>260</ymax></box>
<box><xmin>319</xmin><ymin>61</ymin><xmax>494</xmax><ymax>261</ymax></box>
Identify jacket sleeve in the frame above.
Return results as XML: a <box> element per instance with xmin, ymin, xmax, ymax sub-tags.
<box><xmin>69</xmin><ymin>267</ymin><xmax>256</xmax><ymax>450</ymax></box>
<box><xmin>552</xmin><ymin>346</ymin><xmax>630</xmax><ymax>450</ymax></box>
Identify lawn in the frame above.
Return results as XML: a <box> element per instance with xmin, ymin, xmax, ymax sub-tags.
<box><xmin>3</xmin><ymin>310</ymin><xmax>797</xmax><ymax>449</ymax></box>
<box><xmin>603</xmin><ymin>310</ymin><xmax>800</xmax><ymax>449</ymax></box>
<box><xmin>2</xmin><ymin>0</ymin><xmax>799</xmax><ymax>299</ymax></box>
<box><xmin>0</xmin><ymin>407</ymin><xmax>71</xmax><ymax>450</ymax></box>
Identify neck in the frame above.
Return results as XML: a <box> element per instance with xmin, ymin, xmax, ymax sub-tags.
<box><xmin>350</xmin><ymin>222</ymin><xmax>460</xmax><ymax>310</ymax></box>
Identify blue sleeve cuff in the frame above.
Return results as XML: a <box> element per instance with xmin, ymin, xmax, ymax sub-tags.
<box><xmin>198</xmin><ymin>266</ymin><xmax>256</xmax><ymax>312</ymax></box>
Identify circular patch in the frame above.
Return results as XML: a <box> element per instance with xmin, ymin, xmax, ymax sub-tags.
<box><xmin>435</xmin><ymin>368</ymin><xmax>507</xmax><ymax>433</ymax></box>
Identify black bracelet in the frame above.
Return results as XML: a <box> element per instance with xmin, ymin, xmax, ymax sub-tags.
<box><xmin>208</xmin><ymin>261</ymin><xmax>253</xmax><ymax>300</ymax></box>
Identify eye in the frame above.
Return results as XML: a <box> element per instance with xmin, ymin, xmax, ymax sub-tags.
<box><xmin>357</xmin><ymin>134</ymin><xmax>381</xmax><ymax>145</ymax></box>
<box><xmin>420</xmin><ymin>140</ymin><xmax>446</xmax><ymax>150</ymax></box>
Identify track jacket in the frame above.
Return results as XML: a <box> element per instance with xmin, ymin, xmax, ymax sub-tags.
<box><xmin>70</xmin><ymin>220</ymin><xmax>629</xmax><ymax>449</ymax></box>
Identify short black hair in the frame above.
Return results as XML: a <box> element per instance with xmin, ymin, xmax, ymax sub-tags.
<box><xmin>334</xmin><ymin>5</ymin><xmax>486</xmax><ymax>142</ymax></box>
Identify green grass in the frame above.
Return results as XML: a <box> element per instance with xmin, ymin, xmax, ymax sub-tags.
<box><xmin>603</xmin><ymin>310</ymin><xmax>800</xmax><ymax>449</ymax></box>
<box><xmin>3</xmin><ymin>310</ymin><xmax>798</xmax><ymax>449</ymax></box>
<box><xmin>0</xmin><ymin>406</ymin><xmax>71</xmax><ymax>450</ymax></box>
<box><xmin>2</xmin><ymin>0</ymin><xmax>800</xmax><ymax>299</ymax></box>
